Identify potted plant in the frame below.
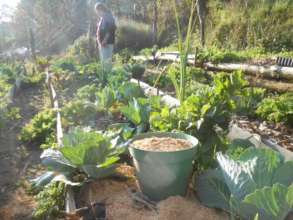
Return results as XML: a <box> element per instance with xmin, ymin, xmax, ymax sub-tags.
<box><xmin>129</xmin><ymin>132</ymin><xmax>198</xmax><ymax>201</ymax></box>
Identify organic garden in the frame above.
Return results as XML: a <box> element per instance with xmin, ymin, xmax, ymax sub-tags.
<box><xmin>0</xmin><ymin>0</ymin><xmax>292</xmax><ymax>220</ymax></box>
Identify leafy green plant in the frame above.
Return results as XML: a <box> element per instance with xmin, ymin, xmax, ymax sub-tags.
<box><xmin>107</xmin><ymin>66</ymin><xmax>132</xmax><ymax>89</ymax></box>
<box><xmin>121</xmin><ymin>97</ymin><xmax>161</xmax><ymax>134</ymax></box>
<box><xmin>151</xmin><ymin>71</ymin><xmax>247</xmax><ymax>169</ymax></box>
<box><xmin>172</xmin><ymin>0</ymin><xmax>196</xmax><ymax>103</ymax></box>
<box><xmin>236</xmin><ymin>87</ymin><xmax>266</xmax><ymax>117</ymax></box>
<box><xmin>76</xmin><ymin>84</ymin><xmax>100</xmax><ymax>102</ymax></box>
<box><xmin>41</xmin><ymin>128</ymin><xmax>123</xmax><ymax>180</ymax></box>
<box><xmin>124</xmin><ymin>63</ymin><xmax>145</xmax><ymax>80</ymax></box>
<box><xmin>0</xmin><ymin>64</ymin><xmax>16</xmax><ymax>82</ymax></box>
<box><xmin>256</xmin><ymin>92</ymin><xmax>293</xmax><ymax>126</ymax></box>
<box><xmin>51</xmin><ymin>57</ymin><xmax>76</xmax><ymax>74</ymax></box>
<box><xmin>62</xmin><ymin>100</ymin><xmax>99</xmax><ymax>126</ymax></box>
<box><xmin>117</xmin><ymin>82</ymin><xmax>145</xmax><ymax>103</ymax></box>
<box><xmin>96</xmin><ymin>87</ymin><xmax>116</xmax><ymax>112</ymax></box>
<box><xmin>20</xmin><ymin>109</ymin><xmax>56</xmax><ymax>147</ymax></box>
<box><xmin>33</xmin><ymin>181</ymin><xmax>65</xmax><ymax>220</ymax></box>
<box><xmin>196</xmin><ymin>148</ymin><xmax>293</xmax><ymax>220</ymax></box>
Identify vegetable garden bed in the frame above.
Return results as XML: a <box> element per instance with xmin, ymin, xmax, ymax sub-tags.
<box><xmin>28</xmin><ymin>55</ymin><xmax>292</xmax><ymax>220</ymax></box>
<box><xmin>39</xmin><ymin>64</ymin><xmax>229</xmax><ymax>219</ymax></box>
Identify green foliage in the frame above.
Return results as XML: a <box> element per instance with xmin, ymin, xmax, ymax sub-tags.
<box><xmin>20</xmin><ymin>109</ymin><xmax>56</xmax><ymax>148</ymax></box>
<box><xmin>0</xmin><ymin>67</ymin><xmax>16</xmax><ymax>130</ymax></box>
<box><xmin>206</xmin><ymin>0</ymin><xmax>293</xmax><ymax>51</ymax></box>
<box><xmin>124</xmin><ymin>63</ymin><xmax>145</xmax><ymax>80</ymax></box>
<box><xmin>150</xmin><ymin>71</ymin><xmax>248</xmax><ymax>170</ymax></box>
<box><xmin>167</xmin><ymin>64</ymin><xmax>209</xmax><ymax>96</ymax></box>
<box><xmin>114</xmin><ymin>48</ymin><xmax>134</xmax><ymax>64</ymax></box>
<box><xmin>76</xmin><ymin>84</ymin><xmax>100</xmax><ymax>102</ymax></box>
<box><xmin>150</xmin><ymin>106</ymin><xmax>179</xmax><ymax>132</ymax></box>
<box><xmin>96</xmin><ymin>87</ymin><xmax>116</xmax><ymax>112</ymax></box>
<box><xmin>172</xmin><ymin>0</ymin><xmax>196</xmax><ymax>103</ymax></box>
<box><xmin>39</xmin><ymin>128</ymin><xmax>124</xmax><ymax>188</ymax></box>
<box><xmin>256</xmin><ymin>92</ymin><xmax>293</xmax><ymax>126</ymax></box>
<box><xmin>62</xmin><ymin>100</ymin><xmax>99</xmax><ymax>126</ymax></box>
<box><xmin>116</xmin><ymin>19</ymin><xmax>153</xmax><ymax>52</ymax></box>
<box><xmin>145</xmin><ymin>73</ymin><xmax>173</xmax><ymax>89</ymax></box>
<box><xmin>0</xmin><ymin>64</ymin><xmax>16</xmax><ymax>82</ymax></box>
<box><xmin>51</xmin><ymin>57</ymin><xmax>77</xmax><ymax>75</ymax></box>
<box><xmin>66</xmin><ymin>35</ymin><xmax>96</xmax><ymax>64</ymax></box>
<box><xmin>60</xmin><ymin>128</ymin><xmax>122</xmax><ymax>178</ymax></box>
<box><xmin>22</xmin><ymin>72</ymin><xmax>46</xmax><ymax>87</ymax></box>
<box><xmin>117</xmin><ymin>82</ymin><xmax>145</xmax><ymax>103</ymax></box>
<box><xmin>121</xmin><ymin>98</ymin><xmax>157</xmax><ymax>134</ymax></box>
<box><xmin>33</xmin><ymin>182</ymin><xmax>65</xmax><ymax>220</ymax></box>
<box><xmin>107</xmin><ymin>66</ymin><xmax>132</xmax><ymax>89</ymax></box>
<box><xmin>196</xmin><ymin>47</ymin><xmax>265</xmax><ymax>63</ymax></box>
<box><xmin>236</xmin><ymin>87</ymin><xmax>266</xmax><ymax>117</ymax></box>
<box><xmin>196</xmin><ymin>148</ymin><xmax>293</xmax><ymax>220</ymax></box>
<box><xmin>62</xmin><ymin>129</ymin><xmax>117</xmax><ymax>163</ymax></box>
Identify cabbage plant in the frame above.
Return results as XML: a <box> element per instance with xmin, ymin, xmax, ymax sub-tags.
<box><xmin>33</xmin><ymin>128</ymin><xmax>123</xmax><ymax>189</ymax></box>
<box><xmin>197</xmin><ymin>148</ymin><xmax>293</xmax><ymax>220</ymax></box>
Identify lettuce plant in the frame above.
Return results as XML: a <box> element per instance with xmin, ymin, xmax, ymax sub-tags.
<box><xmin>196</xmin><ymin>148</ymin><xmax>293</xmax><ymax>220</ymax></box>
<box><xmin>256</xmin><ymin>92</ymin><xmax>293</xmax><ymax>126</ymax></box>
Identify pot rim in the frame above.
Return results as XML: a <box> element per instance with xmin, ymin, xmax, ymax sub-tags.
<box><xmin>129</xmin><ymin>131</ymin><xmax>199</xmax><ymax>153</ymax></box>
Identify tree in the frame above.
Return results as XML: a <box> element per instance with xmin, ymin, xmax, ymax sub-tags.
<box><xmin>152</xmin><ymin>0</ymin><xmax>158</xmax><ymax>44</ymax></box>
<box><xmin>197</xmin><ymin>0</ymin><xmax>206</xmax><ymax>47</ymax></box>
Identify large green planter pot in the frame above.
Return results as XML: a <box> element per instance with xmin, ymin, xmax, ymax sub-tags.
<box><xmin>129</xmin><ymin>132</ymin><xmax>199</xmax><ymax>201</ymax></box>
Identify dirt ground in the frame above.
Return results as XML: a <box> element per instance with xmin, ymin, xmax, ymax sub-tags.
<box><xmin>0</xmin><ymin>85</ymin><xmax>46</xmax><ymax>220</ymax></box>
<box><xmin>79</xmin><ymin>165</ymin><xmax>228</xmax><ymax>220</ymax></box>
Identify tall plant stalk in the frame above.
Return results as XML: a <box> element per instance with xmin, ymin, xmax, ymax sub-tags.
<box><xmin>172</xmin><ymin>0</ymin><xmax>196</xmax><ymax>103</ymax></box>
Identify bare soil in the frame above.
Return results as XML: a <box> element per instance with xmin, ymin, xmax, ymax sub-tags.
<box><xmin>79</xmin><ymin>165</ymin><xmax>228</xmax><ymax>220</ymax></box>
<box><xmin>132</xmin><ymin>137</ymin><xmax>193</xmax><ymax>152</ymax></box>
<box><xmin>0</xmin><ymin>85</ymin><xmax>46</xmax><ymax>220</ymax></box>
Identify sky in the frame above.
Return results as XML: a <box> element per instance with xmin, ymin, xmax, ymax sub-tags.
<box><xmin>0</xmin><ymin>0</ymin><xmax>20</xmax><ymax>8</ymax></box>
<box><xmin>0</xmin><ymin>0</ymin><xmax>20</xmax><ymax>22</ymax></box>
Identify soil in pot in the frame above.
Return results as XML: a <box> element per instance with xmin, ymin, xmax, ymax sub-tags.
<box><xmin>131</xmin><ymin>137</ymin><xmax>193</xmax><ymax>152</ymax></box>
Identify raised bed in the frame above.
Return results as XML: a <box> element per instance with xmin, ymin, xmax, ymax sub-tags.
<box><xmin>132</xmin><ymin>78</ymin><xmax>293</xmax><ymax>160</ymax></box>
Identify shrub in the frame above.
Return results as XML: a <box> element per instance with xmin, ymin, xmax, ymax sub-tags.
<box><xmin>66</xmin><ymin>35</ymin><xmax>97</xmax><ymax>64</ymax></box>
<box><xmin>116</xmin><ymin>19</ymin><xmax>153</xmax><ymax>52</ymax></box>
<box><xmin>206</xmin><ymin>0</ymin><xmax>293</xmax><ymax>51</ymax></box>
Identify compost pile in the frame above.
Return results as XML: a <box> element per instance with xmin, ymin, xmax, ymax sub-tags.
<box><xmin>132</xmin><ymin>137</ymin><xmax>192</xmax><ymax>152</ymax></box>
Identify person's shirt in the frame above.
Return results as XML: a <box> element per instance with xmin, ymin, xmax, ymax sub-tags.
<box><xmin>97</xmin><ymin>12</ymin><xmax>116</xmax><ymax>45</ymax></box>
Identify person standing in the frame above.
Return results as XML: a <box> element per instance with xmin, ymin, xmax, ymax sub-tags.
<box><xmin>95</xmin><ymin>2</ymin><xmax>116</xmax><ymax>70</ymax></box>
